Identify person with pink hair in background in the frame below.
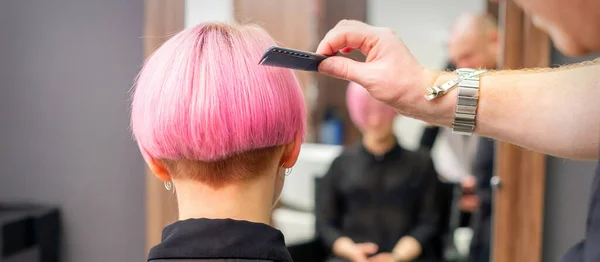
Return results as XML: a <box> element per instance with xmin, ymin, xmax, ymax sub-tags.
<box><xmin>316</xmin><ymin>82</ymin><xmax>441</xmax><ymax>262</ymax></box>
<box><xmin>131</xmin><ymin>22</ymin><xmax>306</xmax><ymax>262</ymax></box>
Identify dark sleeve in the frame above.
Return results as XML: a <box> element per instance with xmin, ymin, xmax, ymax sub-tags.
<box><xmin>315</xmin><ymin>156</ymin><xmax>345</xmax><ymax>249</ymax></box>
<box><xmin>473</xmin><ymin>138</ymin><xmax>495</xmax><ymax>207</ymax></box>
<box><xmin>408</xmin><ymin>156</ymin><xmax>441</xmax><ymax>246</ymax></box>
<box><xmin>419</xmin><ymin>126</ymin><xmax>439</xmax><ymax>151</ymax></box>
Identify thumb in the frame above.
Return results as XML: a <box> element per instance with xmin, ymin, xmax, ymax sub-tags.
<box><xmin>352</xmin><ymin>254</ymin><xmax>369</xmax><ymax>262</ymax></box>
<box><xmin>358</xmin><ymin>243</ymin><xmax>379</xmax><ymax>255</ymax></box>
<box><xmin>318</xmin><ymin>56</ymin><xmax>365</xmax><ymax>83</ymax></box>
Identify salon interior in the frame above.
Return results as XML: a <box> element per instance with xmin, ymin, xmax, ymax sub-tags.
<box><xmin>0</xmin><ymin>0</ymin><xmax>598</xmax><ymax>262</ymax></box>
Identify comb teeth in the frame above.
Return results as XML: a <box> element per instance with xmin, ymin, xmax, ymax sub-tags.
<box><xmin>259</xmin><ymin>56</ymin><xmax>268</xmax><ymax>65</ymax></box>
<box><xmin>259</xmin><ymin>56</ymin><xmax>288</xmax><ymax>67</ymax></box>
<box><xmin>258</xmin><ymin>46</ymin><xmax>327</xmax><ymax>71</ymax></box>
<box><xmin>273</xmin><ymin>49</ymin><xmax>310</xmax><ymax>58</ymax></box>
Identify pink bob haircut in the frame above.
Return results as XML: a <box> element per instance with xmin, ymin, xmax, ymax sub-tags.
<box><xmin>346</xmin><ymin>81</ymin><xmax>397</xmax><ymax>130</ymax></box>
<box><xmin>131</xmin><ymin>23</ymin><xmax>306</xmax><ymax>185</ymax></box>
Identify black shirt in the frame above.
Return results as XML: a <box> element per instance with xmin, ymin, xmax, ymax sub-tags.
<box><xmin>315</xmin><ymin>142</ymin><xmax>440</xmax><ymax>259</ymax></box>
<box><xmin>147</xmin><ymin>218</ymin><xmax>293</xmax><ymax>262</ymax></box>
<box><xmin>560</xmin><ymin>145</ymin><xmax>600</xmax><ymax>262</ymax></box>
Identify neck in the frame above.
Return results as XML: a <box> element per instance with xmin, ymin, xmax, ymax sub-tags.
<box><xmin>173</xmin><ymin>169</ymin><xmax>278</xmax><ymax>225</ymax></box>
<box><xmin>362</xmin><ymin>133</ymin><xmax>397</xmax><ymax>155</ymax></box>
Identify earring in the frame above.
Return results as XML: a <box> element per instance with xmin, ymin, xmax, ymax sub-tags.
<box><xmin>165</xmin><ymin>181</ymin><xmax>175</xmax><ymax>194</ymax></box>
<box><xmin>164</xmin><ymin>181</ymin><xmax>175</xmax><ymax>194</ymax></box>
<box><xmin>285</xmin><ymin>167</ymin><xmax>293</xmax><ymax>176</ymax></box>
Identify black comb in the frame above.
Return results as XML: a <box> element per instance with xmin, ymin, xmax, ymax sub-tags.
<box><xmin>258</xmin><ymin>46</ymin><xmax>328</xmax><ymax>72</ymax></box>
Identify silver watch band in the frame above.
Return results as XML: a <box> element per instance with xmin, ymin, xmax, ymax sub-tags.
<box><xmin>452</xmin><ymin>68</ymin><xmax>486</xmax><ymax>135</ymax></box>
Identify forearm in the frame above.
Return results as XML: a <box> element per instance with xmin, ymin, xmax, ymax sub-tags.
<box><xmin>406</xmin><ymin>222</ymin><xmax>438</xmax><ymax>248</ymax></box>
<box><xmin>316</xmin><ymin>214</ymin><xmax>345</xmax><ymax>248</ymax></box>
<box><xmin>418</xmin><ymin>63</ymin><xmax>600</xmax><ymax>160</ymax></box>
<box><xmin>316</xmin><ymin>161</ymin><xmax>345</xmax><ymax>248</ymax></box>
<box><xmin>319</xmin><ymin>224</ymin><xmax>345</xmax><ymax>248</ymax></box>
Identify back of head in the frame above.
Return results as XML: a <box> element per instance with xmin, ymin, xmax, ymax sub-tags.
<box><xmin>131</xmin><ymin>22</ymin><xmax>306</xmax><ymax>186</ymax></box>
<box><xmin>346</xmin><ymin>81</ymin><xmax>396</xmax><ymax>131</ymax></box>
<box><xmin>449</xmin><ymin>13</ymin><xmax>498</xmax><ymax>69</ymax></box>
<box><xmin>450</xmin><ymin>13</ymin><xmax>497</xmax><ymax>39</ymax></box>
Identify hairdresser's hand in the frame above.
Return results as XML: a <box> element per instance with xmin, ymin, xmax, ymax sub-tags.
<box><xmin>460</xmin><ymin>176</ymin><xmax>479</xmax><ymax>212</ymax></box>
<box><xmin>317</xmin><ymin>20</ymin><xmax>442</xmax><ymax>122</ymax></box>
<box><xmin>462</xmin><ymin>176</ymin><xmax>477</xmax><ymax>193</ymax></box>
<box><xmin>333</xmin><ymin>237</ymin><xmax>378</xmax><ymax>262</ymax></box>
<box><xmin>461</xmin><ymin>194</ymin><xmax>480</xmax><ymax>213</ymax></box>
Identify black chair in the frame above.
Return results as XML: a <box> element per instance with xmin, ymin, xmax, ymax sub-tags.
<box><xmin>0</xmin><ymin>203</ymin><xmax>61</xmax><ymax>262</ymax></box>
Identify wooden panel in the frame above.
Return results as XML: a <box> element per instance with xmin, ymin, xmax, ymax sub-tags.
<box><xmin>487</xmin><ymin>0</ymin><xmax>500</xmax><ymax>23</ymax></box>
<box><xmin>523</xmin><ymin>16</ymin><xmax>551</xmax><ymax>67</ymax></box>
<box><xmin>234</xmin><ymin>0</ymin><xmax>312</xmax><ymax>51</ymax></box>
<box><xmin>144</xmin><ymin>0</ymin><xmax>185</xmax><ymax>57</ymax></box>
<box><xmin>314</xmin><ymin>0</ymin><xmax>367</xmax><ymax>145</ymax></box>
<box><xmin>144</xmin><ymin>0</ymin><xmax>184</xmax><ymax>253</ymax></box>
<box><xmin>493</xmin><ymin>1</ymin><xmax>549</xmax><ymax>262</ymax></box>
<box><xmin>234</xmin><ymin>0</ymin><xmax>315</xmax><ymax>139</ymax></box>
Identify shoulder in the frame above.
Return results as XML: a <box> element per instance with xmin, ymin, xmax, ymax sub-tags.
<box><xmin>331</xmin><ymin>144</ymin><xmax>361</xmax><ymax>164</ymax></box>
<box><xmin>324</xmin><ymin>144</ymin><xmax>361</xmax><ymax>176</ymax></box>
<box><xmin>403</xmin><ymin>148</ymin><xmax>436</xmax><ymax>175</ymax></box>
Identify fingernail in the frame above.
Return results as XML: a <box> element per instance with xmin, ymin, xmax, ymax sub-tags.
<box><xmin>318</xmin><ymin>59</ymin><xmax>332</xmax><ymax>73</ymax></box>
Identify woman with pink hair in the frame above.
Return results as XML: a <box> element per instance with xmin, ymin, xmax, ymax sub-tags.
<box><xmin>316</xmin><ymin>82</ymin><xmax>442</xmax><ymax>262</ymax></box>
<box><xmin>131</xmin><ymin>22</ymin><xmax>306</xmax><ymax>262</ymax></box>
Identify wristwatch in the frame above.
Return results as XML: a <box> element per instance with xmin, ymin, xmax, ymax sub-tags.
<box><xmin>424</xmin><ymin>68</ymin><xmax>487</xmax><ymax>135</ymax></box>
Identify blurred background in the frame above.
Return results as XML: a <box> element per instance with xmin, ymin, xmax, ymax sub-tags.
<box><xmin>0</xmin><ymin>0</ymin><xmax>597</xmax><ymax>262</ymax></box>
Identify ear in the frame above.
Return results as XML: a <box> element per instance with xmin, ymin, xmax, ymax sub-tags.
<box><xmin>146</xmin><ymin>156</ymin><xmax>171</xmax><ymax>182</ymax></box>
<box><xmin>280</xmin><ymin>133</ymin><xmax>303</xmax><ymax>168</ymax></box>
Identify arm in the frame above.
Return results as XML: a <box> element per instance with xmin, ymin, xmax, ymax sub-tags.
<box><xmin>433</xmin><ymin>64</ymin><xmax>600</xmax><ymax>160</ymax></box>
<box><xmin>393</xmin><ymin>157</ymin><xmax>441</xmax><ymax>261</ymax></box>
<box><xmin>316</xmin><ymin>20</ymin><xmax>600</xmax><ymax>160</ymax></box>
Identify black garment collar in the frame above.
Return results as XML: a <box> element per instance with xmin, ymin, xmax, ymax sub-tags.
<box><xmin>148</xmin><ymin>218</ymin><xmax>292</xmax><ymax>262</ymax></box>
<box><xmin>358</xmin><ymin>138</ymin><xmax>403</xmax><ymax>161</ymax></box>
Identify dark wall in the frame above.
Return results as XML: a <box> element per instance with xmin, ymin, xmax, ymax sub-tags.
<box><xmin>542</xmin><ymin>47</ymin><xmax>599</xmax><ymax>261</ymax></box>
<box><xmin>0</xmin><ymin>0</ymin><xmax>146</xmax><ymax>261</ymax></box>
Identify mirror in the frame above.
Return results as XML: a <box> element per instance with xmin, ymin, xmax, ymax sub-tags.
<box><xmin>180</xmin><ymin>1</ymin><xmax>499</xmax><ymax>261</ymax></box>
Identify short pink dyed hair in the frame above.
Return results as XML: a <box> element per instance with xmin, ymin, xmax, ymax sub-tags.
<box><xmin>131</xmin><ymin>23</ymin><xmax>306</xmax><ymax>182</ymax></box>
<box><xmin>346</xmin><ymin>81</ymin><xmax>397</xmax><ymax>129</ymax></box>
